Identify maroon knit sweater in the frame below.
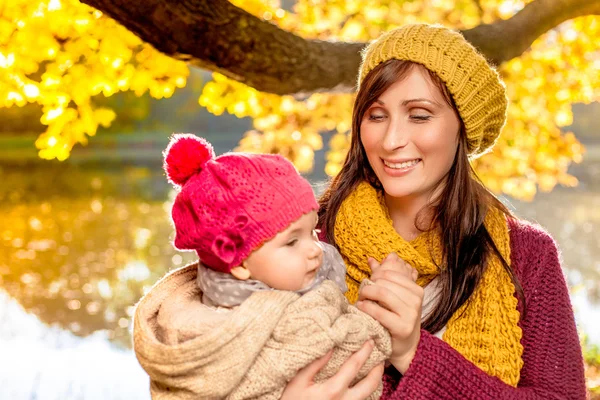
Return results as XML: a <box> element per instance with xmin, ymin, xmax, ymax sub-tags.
<box><xmin>380</xmin><ymin>218</ymin><xmax>587</xmax><ymax>399</ymax></box>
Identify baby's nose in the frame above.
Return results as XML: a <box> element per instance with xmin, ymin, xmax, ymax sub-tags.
<box><xmin>309</xmin><ymin>241</ymin><xmax>323</xmax><ymax>258</ymax></box>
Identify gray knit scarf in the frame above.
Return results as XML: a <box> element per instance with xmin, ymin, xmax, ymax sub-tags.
<box><xmin>197</xmin><ymin>242</ymin><xmax>348</xmax><ymax>307</ymax></box>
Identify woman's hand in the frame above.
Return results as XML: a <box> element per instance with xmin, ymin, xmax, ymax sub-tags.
<box><xmin>281</xmin><ymin>340</ymin><xmax>385</xmax><ymax>400</ymax></box>
<box><xmin>357</xmin><ymin>253</ymin><xmax>423</xmax><ymax>374</ymax></box>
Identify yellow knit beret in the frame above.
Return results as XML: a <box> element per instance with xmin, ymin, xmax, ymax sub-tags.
<box><xmin>358</xmin><ymin>24</ymin><xmax>508</xmax><ymax>157</ymax></box>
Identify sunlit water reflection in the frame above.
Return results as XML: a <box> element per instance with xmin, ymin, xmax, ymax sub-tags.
<box><xmin>0</xmin><ymin>165</ymin><xmax>197</xmax><ymax>349</ymax></box>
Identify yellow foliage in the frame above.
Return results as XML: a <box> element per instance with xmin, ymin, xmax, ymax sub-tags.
<box><xmin>199</xmin><ymin>72</ymin><xmax>353</xmax><ymax>173</ymax></box>
<box><xmin>211</xmin><ymin>0</ymin><xmax>597</xmax><ymax>200</ymax></box>
<box><xmin>0</xmin><ymin>0</ymin><xmax>188</xmax><ymax>160</ymax></box>
<box><xmin>473</xmin><ymin>15</ymin><xmax>597</xmax><ymax>199</ymax></box>
<box><xmin>1</xmin><ymin>0</ymin><xmax>598</xmax><ymax>200</ymax></box>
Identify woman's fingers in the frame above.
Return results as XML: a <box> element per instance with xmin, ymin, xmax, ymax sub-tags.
<box><xmin>347</xmin><ymin>362</ymin><xmax>384</xmax><ymax>399</ymax></box>
<box><xmin>367</xmin><ymin>257</ymin><xmax>380</xmax><ymax>271</ymax></box>
<box><xmin>357</xmin><ymin>280</ymin><xmax>423</xmax><ymax>338</ymax></box>
<box><xmin>376</xmin><ymin>278</ymin><xmax>423</xmax><ymax>305</ymax></box>
<box><xmin>374</xmin><ymin>261</ymin><xmax>414</xmax><ymax>276</ymax></box>
<box><xmin>357</xmin><ymin>295</ymin><xmax>420</xmax><ymax>340</ymax></box>
<box><xmin>383</xmin><ymin>253</ymin><xmax>396</xmax><ymax>263</ymax></box>
<box><xmin>356</xmin><ymin>298</ymin><xmax>402</xmax><ymax>332</ymax></box>
<box><xmin>364</xmin><ymin>272</ymin><xmax>423</xmax><ymax>299</ymax></box>
<box><xmin>293</xmin><ymin>349</ymin><xmax>333</xmax><ymax>384</ymax></box>
<box><xmin>328</xmin><ymin>339</ymin><xmax>375</xmax><ymax>392</ymax></box>
<box><xmin>281</xmin><ymin>343</ymin><xmax>382</xmax><ymax>400</ymax></box>
<box><xmin>358</xmin><ymin>280</ymin><xmax>409</xmax><ymax>313</ymax></box>
<box><xmin>370</xmin><ymin>268</ymin><xmax>406</xmax><ymax>284</ymax></box>
<box><xmin>372</xmin><ymin>253</ymin><xmax>417</xmax><ymax>280</ymax></box>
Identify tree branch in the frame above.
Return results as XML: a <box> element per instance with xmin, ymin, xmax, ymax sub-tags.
<box><xmin>462</xmin><ymin>0</ymin><xmax>600</xmax><ymax>66</ymax></box>
<box><xmin>80</xmin><ymin>0</ymin><xmax>600</xmax><ymax>95</ymax></box>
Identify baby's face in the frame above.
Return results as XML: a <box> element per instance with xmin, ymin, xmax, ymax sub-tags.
<box><xmin>243</xmin><ymin>211</ymin><xmax>323</xmax><ymax>291</ymax></box>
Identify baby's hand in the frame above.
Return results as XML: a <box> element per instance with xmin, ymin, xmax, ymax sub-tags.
<box><xmin>368</xmin><ymin>253</ymin><xmax>417</xmax><ymax>282</ymax></box>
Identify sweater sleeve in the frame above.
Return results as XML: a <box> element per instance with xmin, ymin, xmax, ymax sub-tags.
<box><xmin>381</xmin><ymin>220</ymin><xmax>587</xmax><ymax>400</ymax></box>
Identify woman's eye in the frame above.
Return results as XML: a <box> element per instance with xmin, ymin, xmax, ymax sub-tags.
<box><xmin>368</xmin><ymin>114</ymin><xmax>386</xmax><ymax>121</ymax></box>
<box><xmin>410</xmin><ymin>114</ymin><xmax>431</xmax><ymax>122</ymax></box>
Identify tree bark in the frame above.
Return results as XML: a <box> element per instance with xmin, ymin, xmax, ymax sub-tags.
<box><xmin>462</xmin><ymin>0</ymin><xmax>600</xmax><ymax>66</ymax></box>
<box><xmin>81</xmin><ymin>0</ymin><xmax>600</xmax><ymax>95</ymax></box>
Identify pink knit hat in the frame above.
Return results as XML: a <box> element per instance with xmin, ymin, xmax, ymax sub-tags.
<box><xmin>163</xmin><ymin>133</ymin><xmax>319</xmax><ymax>273</ymax></box>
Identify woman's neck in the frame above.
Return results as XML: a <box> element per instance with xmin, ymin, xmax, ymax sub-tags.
<box><xmin>384</xmin><ymin>192</ymin><xmax>434</xmax><ymax>241</ymax></box>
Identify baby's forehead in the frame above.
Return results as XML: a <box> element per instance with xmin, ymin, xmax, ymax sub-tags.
<box><xmin>283</xmin><ymin>211</ymin><xmax>319</xmax><ymax>231</ymax></box>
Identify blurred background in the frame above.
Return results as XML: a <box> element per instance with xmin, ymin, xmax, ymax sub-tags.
<box><xmin>1</xmin><ymin>0</ymin><xmax>599</xmax><ymax>398</ymax></box>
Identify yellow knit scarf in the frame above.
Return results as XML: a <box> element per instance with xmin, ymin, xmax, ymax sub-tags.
<box><xmin>334</xmin><ymin>182</ymin><xmax>524</xmax><ymax>386</ymax></box>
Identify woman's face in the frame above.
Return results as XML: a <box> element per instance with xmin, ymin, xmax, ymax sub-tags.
<box><xmin>360</xmin><ymin>65</ymin><xmax>460</xmax><ymax>202</ymax></box>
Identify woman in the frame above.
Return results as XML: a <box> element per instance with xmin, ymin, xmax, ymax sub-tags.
<box><xmin>282</xmin><ymin>23</ymin><xmax>586</xmax><ymax>399</ymax></box>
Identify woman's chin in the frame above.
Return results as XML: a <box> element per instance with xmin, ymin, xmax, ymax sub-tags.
<box><xmin>379</xmin><ymin>180</ymin><xmax>420</xmax><ymax>199</ymax></box>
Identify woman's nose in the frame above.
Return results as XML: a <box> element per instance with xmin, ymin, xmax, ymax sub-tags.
<box><xmin>382</xmin><ymin>119</ymin><xmax>408</xmax><ymax>152</ymax></box>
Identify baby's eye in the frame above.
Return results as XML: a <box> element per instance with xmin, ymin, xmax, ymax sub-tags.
<box><xmin>286</xmin><ymin>239</ymin><xmax>298</xmax><ymax>247</ymax></box>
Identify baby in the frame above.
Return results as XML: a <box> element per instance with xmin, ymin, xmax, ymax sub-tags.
<box><xmin>133</xmin><ymin>134</ymin><xmax>391</xmax><ymax>400</ymax></box>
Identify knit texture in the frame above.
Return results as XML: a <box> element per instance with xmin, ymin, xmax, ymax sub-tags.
<box><xmin>358</xmin><ymin>24</ymin><xmax>507</xmax><ymax>157</ymax></box>
<box><xmin>133</xmin><ymin>265</ymin><xmax>391</xmax><ymax>400</ymax></box>
<box><xmin>380</xmin><ymin>219</ymin><xmax>587</xmax><ymax>399</ymax></box>
<box><xmin>164</xmin><ymin>134</ymin><xmax>318</xmax><ymax>273</ymax></box>
<box><xmin>334</xmin><ymin>181</ymin><xmax>523</xmax><ymax>386</ymax></box>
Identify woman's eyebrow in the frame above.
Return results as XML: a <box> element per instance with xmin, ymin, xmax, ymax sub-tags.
<box><xmin>402</xmin><ymin>98</ymin><xmax>441</xmax><ymax>107</ymax></box>
<box><xmin>373</xmin><ymin>98</ymin><xmax>442</xmax><ymax>107</ymax></box>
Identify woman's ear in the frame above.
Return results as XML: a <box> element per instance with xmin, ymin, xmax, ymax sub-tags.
<box><xmin>230</xmin><ymin>263</ymin><xmax>251</xmax><ymax>280</ymax></box>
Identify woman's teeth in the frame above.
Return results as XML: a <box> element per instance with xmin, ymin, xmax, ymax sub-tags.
<box><xmin>383</xmin><ymin>159</ymin><xmax>420</xmax><ymax>169</ymax></box>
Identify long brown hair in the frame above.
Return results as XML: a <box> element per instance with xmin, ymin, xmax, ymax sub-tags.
<box><xmin>318</xmin><ymin>60</ymin><xmax>525</xmax><ymax>333</ymax></box>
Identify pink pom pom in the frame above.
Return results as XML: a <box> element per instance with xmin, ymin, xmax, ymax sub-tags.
<box><xmin>163</xmin><ymin>134</ymin><xmax>215</xmax><ymax>186</ymax></box>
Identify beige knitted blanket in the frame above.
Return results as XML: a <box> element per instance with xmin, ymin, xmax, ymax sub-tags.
<box><xmin>133</xmin><ymin>263</ymin><xmax>391</xmax><ymax>400</ymax></box>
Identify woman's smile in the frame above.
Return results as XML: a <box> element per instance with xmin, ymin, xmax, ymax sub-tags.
<box><xmin>382</xmin><ymin>158</ymin><xmax>422</xmax><ymax>176</ymax></box>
